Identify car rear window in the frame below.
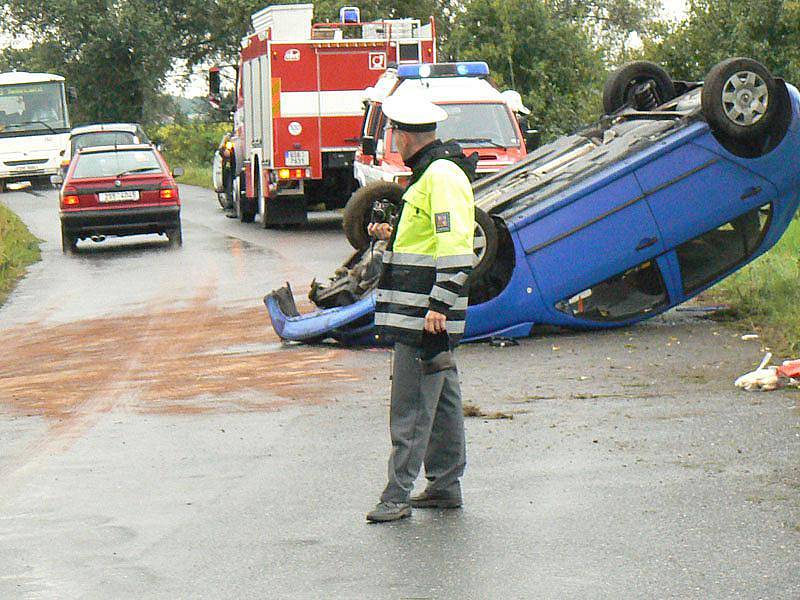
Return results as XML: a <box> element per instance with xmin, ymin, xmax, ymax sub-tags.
<box><xmin>71</xmin><ymin>131</ymin><xmax>137</xmax><ymax>155</ymax></box>
<box><xmin>72</xmin><ymin>149</ymin><xmax>162</xmax><ymax>178</ymax></box>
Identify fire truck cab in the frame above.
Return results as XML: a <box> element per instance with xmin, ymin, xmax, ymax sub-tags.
<box><xmin>218</xmin><ymin>4</ymin><xmax>436</xmax><ymax>227</ymax></box>
<box><xmin>353</xmin><ymin>61</ymin><xmax>531</xmax><ymax>189</ymax></box>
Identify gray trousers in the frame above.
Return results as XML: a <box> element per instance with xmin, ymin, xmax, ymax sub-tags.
<box><xmin>380</xmin><ymin>342</ymin><xmax>466</xmax><ymax>503</ymax></box>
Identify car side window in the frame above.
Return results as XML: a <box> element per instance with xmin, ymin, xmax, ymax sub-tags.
<box><xmin>555</xmin><ymin>260</ymin><xmax>669</xmax><ymax>322</ymax></box>
<box><xmin>676</xmin><ymin>204</ymin><xmax>772</xmax><ymax>294</ymax></box>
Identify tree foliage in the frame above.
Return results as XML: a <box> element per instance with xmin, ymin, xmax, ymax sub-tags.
<box><xmin>0</xmin><ymin>0</ymin><xmax>266</xmax><ymax>123</ymax></box>
<box><xmin>449</xmin><ymin>0</ymin><xmax>605</xmax><ymax>140</ymax></box>
<box><xmin>641</xmin><ymin>0</ymin><xmax>800</xmax><ymax>83</ymax></box>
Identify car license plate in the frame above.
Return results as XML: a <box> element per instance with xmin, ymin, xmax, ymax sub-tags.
<box><xmin>98</xmin><ymin>190</ymin><xmax>140</xmax><ymax>203</ymax></box>
<box><xmin>285</xmin><ymin>151</ymin><xmax>309</xmax><ymax>166</ymax></box>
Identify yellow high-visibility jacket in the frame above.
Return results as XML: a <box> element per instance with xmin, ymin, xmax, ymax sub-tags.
<box><xmin>375</xmin><ymin>153</ymin><xmax>475</xmax><ymax>347</ymax></box>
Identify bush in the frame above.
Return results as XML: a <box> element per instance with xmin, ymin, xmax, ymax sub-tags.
<box><xmin>147</xmin><ymin>122</ymin><xmax>230</xmax><ymax>168</ymax></box>
<box><xmin>0</xmin><ymin>202</ymin><xmax>41</xmax><ymax>305</ymax></box>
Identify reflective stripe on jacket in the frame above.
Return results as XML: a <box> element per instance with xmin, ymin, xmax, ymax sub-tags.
<box><xmin>375</xmin><ymin>158</ymin><xmax>475</xmax><ymax>347</ymax></box>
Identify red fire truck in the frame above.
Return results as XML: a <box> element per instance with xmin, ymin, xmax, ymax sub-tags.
<box><xmin>211</xmin><ymin>4</ymin><xmax>436</xmax><ymax>227</ymax></box>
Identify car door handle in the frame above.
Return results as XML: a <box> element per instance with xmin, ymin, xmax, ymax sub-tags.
<box><xmin>635</xmin><ymin>236</ymin><xmax>658</xmax><ymax>251</ymax></box>
<box><xmin>741</xmin><ymin>186</ymin><xmax>761</xmax><ymax>200</ymax></box>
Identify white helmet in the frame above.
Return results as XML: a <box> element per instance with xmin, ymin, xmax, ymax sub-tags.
<box><xmin>382</xmin><ymin>94</ymin><xmax>448</xmax><ymax>131</ymax></box>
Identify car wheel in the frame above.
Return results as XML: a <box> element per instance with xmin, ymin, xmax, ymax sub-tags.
<box><xmin>342</xmin><ymin>181</ymin><xmax>404</xmax><ymax>250</ymax></box>
<box><xmin>61</xmin><ymin>226</ymin><xmax>76</xmax><ymax>254</ymax></box>
<box><xmin>701</xmin><ymin>57</ymin><xmax>790</xmax><ymax>153</ymax></box>
<box><xmin>470</xmin><ymin>207</ymin><xmax>498</xmax><ymax>281</ymax></box>
<box><xmin>167</xmin><ymin>222</ymin><xmax>183</xmax><ymax>247</ymax></box>
<box><xmin>602</xmin><ymin>61</ymin><xmax>676</xmax><ymax>114</ymax></box>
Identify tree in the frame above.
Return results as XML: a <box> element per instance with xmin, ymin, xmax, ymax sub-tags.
<box><xmin>449</xmin><ymin>0</ymin><xmax>605</xmax><ymax>140</ymax></box>
<box><xmin>641</xmin><ymin>0</ymin><xmax>800</xmax><ymax>83</ymax></box>
<box><xmin>0</xmin><ymin>0</ymin><xmax>266</xmax><ymax>124</ymax></box>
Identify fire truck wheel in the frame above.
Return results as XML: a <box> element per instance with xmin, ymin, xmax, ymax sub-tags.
<box><xmin>234</xmin><ymin>175</ymin><xmax>256</xmax><ymax>223</ymax></box>
<box><xmin>471</xmin><ymin>207</ymin><xmax>498</xmax><ymax>280</ymax></box>
<box><xmin>343</xmin><ymin>181</ymin><xmax>404</xmax><ymax>250</ymax></box>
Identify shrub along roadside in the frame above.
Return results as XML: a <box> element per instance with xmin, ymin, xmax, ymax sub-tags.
<box><xmin>147</xmin><ymin>122</ymin><xmax>226</xmax><ymax>191</ymax></box>
<box><xmin>711</xmin><ymin>215</ymin><xmax>800</xmax><ymax>355</ymax></box>
<box><xmin>0</xmin><ymin>202</ymin><xmax>41</xmax><ymax>305</ymax></box>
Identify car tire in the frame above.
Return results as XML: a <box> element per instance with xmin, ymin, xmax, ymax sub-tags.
<box><xmin>701</xmin><ymin>57</ymin><xmax>789</xmax><ymax>153</ymax></box>
<box><xmin>470</xmin><ymin>207</ymin><xmax>498</xmax><ymax>281</ymax></box>
<box><xmin>602</xmin><ymin>61</ymin><xmax>676</xmax><ymax>114</ymax></box>
<box><xmin>61</xmin><ymin>226</ymin><xmax>76</xmax><ymax>254</ymax></box>
<box><xmin>167</xmin><ymin>222</ymin><xmax>183</xmax><ymax>247</ymax></box>
<box><xmin>343</xmin><ymin>181</ymin><xmax>404</xmax><ymax>250</ymax></box>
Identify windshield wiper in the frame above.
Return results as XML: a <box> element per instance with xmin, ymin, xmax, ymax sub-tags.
<box><xmin>455</xmin><ymin>137</ymin><xmax>506</xmax><ymax>149</ymax></box>
<box><xmin>13</xmin><ymin>120</ymin><xmax>58</xmax><ymax>134</ymax></box>
<box><xmin>115</xmin><ymin>166</ymin><xmax>161</xmax><ymax>177</ymax></box>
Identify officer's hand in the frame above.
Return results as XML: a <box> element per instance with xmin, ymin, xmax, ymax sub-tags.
<box><xmin>424</xmin><ymin>310</ymin><xmax>447</xmax><ymax>334</ymax></box>
<box><xmin>367</xmin><ymin>222</ymin><xmax>393</xmax><ymax>241</ymax></box>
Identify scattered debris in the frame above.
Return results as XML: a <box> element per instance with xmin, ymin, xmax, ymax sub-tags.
<box><xmin>462</xmin><ymin>403</ymin><xmax>513</xmax><ymax>419</ymax></box>
<box><xmin>489</xmin><ymin>337</ymin><xmax>519</xmax><ymax>348</ymax></box>
<box><xmin>735</xmin><ymin>353</ymin><xmax>800</xmax><ymax>391</ymax></box>
<box><xmin>741</xmin><ymin>334</ymin><xmax>759</xmax><ymax>341</ymax></box>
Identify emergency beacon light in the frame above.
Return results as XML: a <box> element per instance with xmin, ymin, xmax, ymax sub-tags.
<box><xmin>397</xmin><ymin>62</ymin><xmax>490</xmax><ymax>79</ymax></box>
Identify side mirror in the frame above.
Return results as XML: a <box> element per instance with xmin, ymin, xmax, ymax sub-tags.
<box><xmin>524</xmin><ymin>129</ymin><xmax>541</xmax><ymax>151</ymax></box>
<box><xmin>50</xmin><ymin>174</ymin><xmax>63</xmax><ymax>185</ymax></box>
<box><xmin>172</xmin><ymin>166</ymin><xmax>185</xmax><ymax>178</ymax></box>
<box><xmin>361</xmin><ymin>135</ymin><xmax>376</xmax><ymax>157</ymax></box>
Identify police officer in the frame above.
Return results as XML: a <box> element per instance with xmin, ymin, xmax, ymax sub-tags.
<box><xmin>366</xmin><ymin>93</ymin><xmax>477</xmax><ymax>523</ymax></box>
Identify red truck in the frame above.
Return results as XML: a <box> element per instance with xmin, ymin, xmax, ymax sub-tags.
<box><xmin>210</xmin><ymin>4</ymin><xmax>436</xmax><ymax>227</ymax></box>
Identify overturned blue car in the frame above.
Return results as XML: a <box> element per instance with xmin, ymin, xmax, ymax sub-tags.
<box><xmin>266</xmin><ymin>58</ymin><xmax>800</xmax><ymax>344</ymax></box>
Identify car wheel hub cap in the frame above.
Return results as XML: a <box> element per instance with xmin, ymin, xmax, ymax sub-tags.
<box><xmin>721</xmin><ymin>70</ymin><xmax>768</xmax><ymax>126</ymax></box>
<box><xmin>473</xmin><ymin>221</ymin><xmax>486</xmax><ymax>265</ymax></box>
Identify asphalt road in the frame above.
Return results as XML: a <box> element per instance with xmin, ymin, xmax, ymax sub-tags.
<box><xmin>0</xmin><ymin>184</ymin><xmax>798</xmax><ymax>599</ymax></box>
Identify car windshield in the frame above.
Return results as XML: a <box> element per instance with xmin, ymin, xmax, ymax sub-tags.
<box><xmin>72</xmin><ymin>149</ymin><xmax>162</xmax><ymax>178</ymax></box>
<box><xmin>390</xmin><ymin>102</ymin><xmax>519</xmax><ymax>150</ymax></box>
<box><xmin>0</xmin><ymin>81</ymin><xmax>69</xmax><ymax>136</ymax></box>
<box><xmin>439</xmin><ymin>103</ymin><xmax>519</xmax><ymax>147</ymax></box>
<box><xmin>71</xmin><ymin>132</ymin><xmax>137</xmax><ymax>155</ymax></box>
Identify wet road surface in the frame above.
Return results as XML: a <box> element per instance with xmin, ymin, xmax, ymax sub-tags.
<box><xmin>1</xmin><ymin>184</ymin><xmax>798</xmax><ymax>598</ymax></box>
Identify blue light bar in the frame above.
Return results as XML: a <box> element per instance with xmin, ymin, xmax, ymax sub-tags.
<box><xmin>397</xmin><ymin>62</ymin><xmax>490</xmax><ymax>79</ymax></box>
<box><xmin>340</xmin><ymin>6</ymin><xmax>360</xmax><ymax>23</ymax></box>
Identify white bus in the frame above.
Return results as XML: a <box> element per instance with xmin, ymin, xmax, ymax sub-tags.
<box><xmin>0</xmin><ymin>72</ymin><xmax>71</xmax><ymax>191</ymax></box>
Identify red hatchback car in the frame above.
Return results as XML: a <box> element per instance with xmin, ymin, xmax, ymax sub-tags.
<box><xmin>58</xmin><ymin>144</ymin><xmax>183</xmax><ymax>253</ymax></box>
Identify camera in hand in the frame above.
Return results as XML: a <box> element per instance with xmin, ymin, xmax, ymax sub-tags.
<box><xmin>370</xmin><ymin>198</ymin><xmax>396</xmax><ymax>225</ymax></box>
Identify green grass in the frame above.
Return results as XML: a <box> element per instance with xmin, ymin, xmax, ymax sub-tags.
<box><xmin>0</xmin><ymin>202</ymin><xmax>41</xmax><ymax>305</ymax></box>
<box><xmin>712</xmin><ymin>214</ymin><xmax>800</xmax><ymax>354</ymax></box>
<box><xmin>175</xmin><ymin>162</ymin><xmax>213</xmax><ymax>190</ymax></box>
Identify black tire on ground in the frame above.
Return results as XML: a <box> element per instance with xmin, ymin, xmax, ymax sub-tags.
<box><xmin>342</xmin><ymin>181</ymin><xmax>404</xmax><ymax>250</ymax></box>
<box><xmin>167</xmin><ymin>221</ymin><xmax>183</xmax><ymax>247</ymax></box>
<box><xmin>701</xmin><ymin>57</ymin><xmax>786</xmax><ymax>149</ymax></box>
<box><xmin>602</xmin><ymin>61</ymin><xmax>676</xmax><ymax>114</ymax></box>
<box><xmin>235</xmin><ymin>175</ymin><xmax>255</xmax><ymax>223</ymax></box>
<box><xmin>61</xmin><ymin>226</ymin><xmax>76</xmax><ymax>254</ymax></box>
<box><xmin>470</xmin><ymin>207</ymin><xmax>498</xmax><ymax>282</ymax></box>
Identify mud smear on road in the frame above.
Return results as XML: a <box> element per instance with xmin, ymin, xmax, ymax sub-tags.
<box><xmin>0</xmin><ymin>301</ymin><xmax>360</xmax><ymax>421</ymax></box>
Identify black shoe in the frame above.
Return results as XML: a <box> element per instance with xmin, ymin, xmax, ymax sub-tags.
<box><xmin>366</xmin><ymin>501</ymin><xmax>412</xmax><ymax>522</ymax></box>
<box><xmin>410</xmin><ymin>489</ymin><xmax>462</xmax><ymax>509</ymax></box>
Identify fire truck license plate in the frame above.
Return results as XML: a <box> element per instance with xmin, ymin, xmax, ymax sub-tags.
<box><xmin>285</xmin><ymin>151</ymin><xmax>309</xmax><ymax>166</ymax></box>
<box><xmin>98</xmin><ymin>190</ymin><xmax>140</xmax><ymax>202</ymax></box>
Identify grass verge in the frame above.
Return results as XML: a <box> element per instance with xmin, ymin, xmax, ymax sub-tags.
<box><xmin>0</xmin><ymin>202</ymin><xmax>41</xmax><ymax>305</ymax></box>
<box><xmin>711</xmin><ymin>215</ymin><xmax>800</xmax><ymax>355</ymax></box>
<box><xmin>175</xmin><ymin>163</ymin><xmax>213</xmax><ymax>190</ymax></box>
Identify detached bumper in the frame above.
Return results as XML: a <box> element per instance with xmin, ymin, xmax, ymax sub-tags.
<box><xmin>60</xmin><ymin>205</ymin><xmax>180</xmax><ymax>237</ymax></box>
<box><xmin>264</xmin><ymin>284</ymin><xmax>380</xmax><ymax>345</ymax></box>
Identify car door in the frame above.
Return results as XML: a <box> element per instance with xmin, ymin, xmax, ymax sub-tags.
<box><xmin>517</xmin><ymin>172</ymin><xmax>670</xmax><ymax>324</ymax></box>
<box><xmin>635</xmin><ymin>141</ymin><xmax>777</xmax><ymax>250</ymax></box>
